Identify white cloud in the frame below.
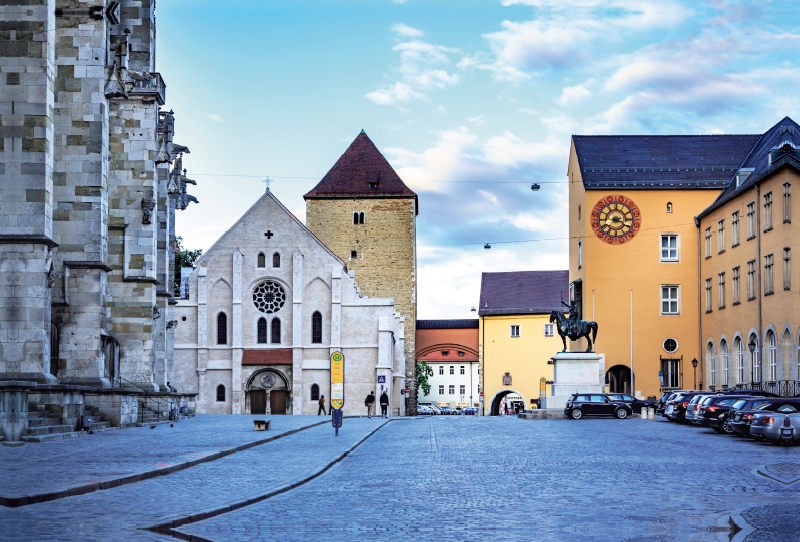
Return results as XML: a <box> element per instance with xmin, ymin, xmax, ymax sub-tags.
<box><xmin>555</xmin><ymin>83</ymin><xmax>591</xmax><ymax>105</ymax></box>
<box><xmin>203</xmin><ymin>113</ymin><xmax>223</xmax><ymax>122</ymax></box>
<box><xmin>467</xmin><ymin>115</ymin><xmax>485</xmax><ymax>126</ymax></box>
<box><xmin>366</xmin><ymin>27</ymin><xmax>460</xmax><ymax>106</ymax></box>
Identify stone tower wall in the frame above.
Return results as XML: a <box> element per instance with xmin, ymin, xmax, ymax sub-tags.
<box><xmin>305</xmin><ymin>198</ymin><xmax>417</xmax><ymax>395</ymax></box>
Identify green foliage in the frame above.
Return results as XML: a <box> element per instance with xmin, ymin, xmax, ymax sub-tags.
<box><xmin>174</xmin><ymin>236</ymin><xmax>202</xmax><ymax>295</ymax></box>
<box><xmin>415</xmin><ymin>361</ymin><xmax>434</xmax><ymax>396</ymax></box>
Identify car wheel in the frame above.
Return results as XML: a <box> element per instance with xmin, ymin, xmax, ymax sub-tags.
<box><xmin>721</xmin><ymin>418</ymin><xmax>734</xmax><ymax>434</ymax></box>
<box><xmin>615</xmin><ymin>408</ymin><xmax>628</xmax><ymax>419</ymax></box>
<box><xmin>570</xmin><ymin>408</ymin><xmax>583</xmax><ymax>420</ymax></box>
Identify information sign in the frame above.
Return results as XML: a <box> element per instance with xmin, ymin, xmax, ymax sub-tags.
<box><xmin>330</xmin><ymin>351</ymin><xmax>345</xmax><ymax>409</ymax></box>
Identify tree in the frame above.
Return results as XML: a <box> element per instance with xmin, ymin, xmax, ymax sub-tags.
<box><xmin>415</xmin><ymin>361</ymin><xmax>434</xmax><ymax>396</ymax></box>
<box><xmin>173</xmin><ymin>236</ymin><xmax>202</xmax><ymax>295</ymax></box>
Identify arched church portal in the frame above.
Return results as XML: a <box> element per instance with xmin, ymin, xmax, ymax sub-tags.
<box><xmin>246</xmin><ymin>369</ymin><xmax>291</xmax><ymax>415</ymax></box>
<box><xmin>606</xmin><ymin>365</ymin><xmax>632</xmax><ymax>394</ymax></box>
<box><xmin>490</xmin><ymin>390</ymin><xmax>525</xmax><ymax>416</ymax></box>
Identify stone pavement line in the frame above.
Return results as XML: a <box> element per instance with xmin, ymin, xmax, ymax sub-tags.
<box><xmin>153</xmin><ymin>419</ymin><xmax>393</xmax><ymax>542</ymax></box>
<box><xmin>0</xmin><ymin>418</ymin><xmax>335</xmax><ymax>508</ymax></box>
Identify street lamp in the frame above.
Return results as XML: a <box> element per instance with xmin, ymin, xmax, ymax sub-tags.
<box><xmin>748</xmin><ymin>337</ymin><xmax>757</xmax><ymax>385</ymax></box>
<box><xmin>691</xmin><ymin>358</ymin><xmax>698</xmax><ymax>390</ymax></box>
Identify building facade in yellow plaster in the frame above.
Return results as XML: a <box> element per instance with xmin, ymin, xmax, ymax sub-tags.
<box><xmin>305</xmin><ymin>131</ymin><xmax>418</xmax><ymax>406</ymax></box>
<box><xmin>478</xmin><ymin>271</ymin><xmax>567</xmax><ymax>415</ymax></box>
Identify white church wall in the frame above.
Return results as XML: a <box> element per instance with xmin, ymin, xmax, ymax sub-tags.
<box><xmin>204</xmin><ymin>368</ymin><xmax>232</xmax><ymax>414</ymax></box>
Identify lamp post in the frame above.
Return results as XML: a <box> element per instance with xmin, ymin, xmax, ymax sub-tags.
<box><xmin>748</xmin><ymin>337</ymin><xmax>757</xmax><ymax>385</ymax></box>
<box><xmin>691</xmin><ymin>358</ymin><xmax>698</xmax><ymax>390</ymax></box>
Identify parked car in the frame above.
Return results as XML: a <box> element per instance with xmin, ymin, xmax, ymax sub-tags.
<box><xmin>668</xmin><ymin>392</ymin><xmax>711</xmax><ymax>423</ymax></box>
<box><xmin>698</xmin><ymin>395</ymin><xmax>745</xmax><ymax>433</ymax></box>
<box><xmin>607</xmin><ymin>393</ymin><xmax>654</xmax><ymax>414</ymax></box>
<box><xmin>722</xmin><ymin>389</ymin><xmax>781</xmax><ymax>398</ymax></box>
<box><xmin>462</xmin><ymin>407</ymin><xmax>477</xmax><ymax>415</ymax></box>
<box><xmin>663</xmin><ymin>391</ymin><xmax>693</xmax><ymax>420</ymax></box>
<box><xmin>744</xmin><ymin>400</ymin><xmax>800</xmax><ymax>440</ymax></box>
<box><xmin>729</xmin><ymin>398</ymin><xmax>786</xmax><ymax>436</ymax></box>
<box><xmin>564</xmin><ymin>394</ymin><xmax>632</xmax><ymax>419</ymax></box>
<box><xmin>684</xmin><ymin>394</ymin><xmax>718</xmax><ymax>424</ymax></box>
<box><xmin>750</xmin><ymin>410</ymin><xmax>800</xmax><ymax>444</ymax></box>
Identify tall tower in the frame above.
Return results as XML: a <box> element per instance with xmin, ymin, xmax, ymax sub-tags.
<box><xmin>304</xmin><ymin>131</ymin><xmax>418</xmax><ymax>409</ymax></box>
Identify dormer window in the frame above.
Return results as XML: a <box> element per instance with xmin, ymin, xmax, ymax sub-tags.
<box><xmin>368</xmin><ymin>182</ymin><xmax>377</xmax><ymax>189</ymax></box>
<box><xmin>735</xmin><ymin>168</ymin><xmax>754</xmax><ymax>187</ymax></box>
<box><xmin>768</xmin><ymin>141</ymin><xmax>798</xmax><ymax>165</ymax></box>
<box><xmin>441</xmin><ymin>350</ymin><xmax>449</xmax><ymax>356</ymax></box>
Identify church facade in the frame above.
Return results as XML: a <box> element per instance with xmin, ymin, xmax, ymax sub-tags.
<box><xmin>173</xmin><ymin>189</ymin><xmax>407</xmax><ymax>416</ymax></box>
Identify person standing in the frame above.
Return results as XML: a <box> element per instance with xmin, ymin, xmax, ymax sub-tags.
<box><xmin>318</xmin><ymin>395</ymin><xmax>327</xmax><ymax>415</ymax></box>
<box><xmin>379</xmin><ymin>391</ymin><xmax>389</xmax><ymax>418</ymax></box>
<box><xmin>365</xmin><ymin>391</ymin><xmax>375</xmax><ymax>418</ymax></box>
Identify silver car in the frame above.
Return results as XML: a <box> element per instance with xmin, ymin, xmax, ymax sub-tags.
<box><xmin>750</xmin><ymin>406</ymin><xmax>800</xmax><ymax>444</ymax></box>
<box><xmin>685</xmin><ymin>394</ymin><xmax>718</xmax><ymax>424</ymax></box>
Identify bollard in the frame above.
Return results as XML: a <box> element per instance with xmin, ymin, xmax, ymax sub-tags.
<box><xmin>647</xmin><ymin>407</ymin><xmax>655</xmax><ymax>420</ymax></box>
<box><xmin>640</xmin><ymin>407</ymin><xmax>647</xmax><ymax>419</ymax></box>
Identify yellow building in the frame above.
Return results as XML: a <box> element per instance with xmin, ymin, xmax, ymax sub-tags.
<box><xmin>568</xmin><ymin>133</ymin><xmax>759</xmax><ymax>397</ymax></box>
<box><xmin>697</xmin><ymin>118</ymin><xmax>800</xmax><ymax>395</ymax></box>
<box><xmin>479</xmin><ymin>271</ymin><xmax>567</xmax><ymax>415</ymax></box>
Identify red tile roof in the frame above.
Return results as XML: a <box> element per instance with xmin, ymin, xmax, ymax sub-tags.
<box><xmin>242</xmin><ymin>349</ymin><xmax>293</xmax><ymax>365</ymax></box>
<box><xmin>304</xmin><ymin>131</ymin><xmax>417</xmax><ymax>201</ymax></box>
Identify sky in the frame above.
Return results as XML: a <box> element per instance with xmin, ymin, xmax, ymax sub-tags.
<box><xmin>156</xmin><ymin>0</ymin><xmax>800</xmax><ymax>319</ymax></box>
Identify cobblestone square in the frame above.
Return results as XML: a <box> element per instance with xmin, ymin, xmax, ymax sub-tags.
<box><xmin>3</xmin><ymin>414</ymin><xmax>797</xmax><ymax>541</ymax></box>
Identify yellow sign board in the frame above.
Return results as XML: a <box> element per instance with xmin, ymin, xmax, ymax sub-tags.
<box><xmin>330</xmin><ymin>351</ymin><xmax>345</xmax><ymax>409</ymax></box>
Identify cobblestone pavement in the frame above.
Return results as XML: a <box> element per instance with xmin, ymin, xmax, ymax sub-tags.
<box><xmin>180</xmin><ymin>416</ymin><xmax>800</xmax><ymax>542</ymax></box>
<box><xmin>5</xmin><ymin>415</ymin><xmax>800</xmax><ymax>541</ymax></box>
<box><xmin>0</xmin><ymin>414</ymin><xmax>332</xmax><ymax>501</ymax></box>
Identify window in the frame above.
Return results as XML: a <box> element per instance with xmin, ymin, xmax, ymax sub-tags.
<box><xmin>257</xmin><ymin>252</ymin><xmax>266</xmax><ymax>268</ymax></box>
<box><xmin>763</xmin><ymin>191</ymin><xmax>773</xmax><ymax>231</ymax></box>
<box><xmin>707</xmin><ymin>344</ymin><xmax>716</xmax><ymax>389</ymax></box>
<box><xmin>718</xmin><ymin>272</ymin><xmax>726</xmax><ymax>309</ymax></box>
<box><xmin>449</xmin><ymin>366</ymin><xmax>454</xmax><ymax>375</ymax></box>
<box><xmin>216</xmin><ymin>312</ymin><xmax>228</xmax><ymax>345</ymax></box>
<box><xmin>448</xmin><ymin>385</ymin><xmax>455</xmax><ymax>395</ymax></box>
<box><xmin>767</xmin><ymin>331</ymin><xmax>777</xmax><ymax>381</ymax></box>
<box><xmin>736</xmin><ymin>338</ymin><xmax>744</xmax><ymax>384</ymax></box>
<box><xmin>661</xmin><ymin>359</ymin><xmax>680</xmax><ymax>389</ymax></box>
<box><xmin>216</xmin><ymin>384</ymin><xmax>226</xmax><ymax>402</ymax></box>
<box><xmin>272</xmin><ymin>252</ymin><xmax>280</xmax><ymax>268</ymax></box>
<box><xmin>663</xmin><ymin>338</ymin><xmax>678</xmax><ymax>353</ymax></box>
<box><xmin>721</xmin><ymin>340</ymin><xmax>729</xmax><ymax>388</ymax></box>
<box><xmin>350</xmin><ymin>250</ymin><xmax>357</xmax><ymax>259</ymax></box>
<box><xmin>460</xmin><ymin>366</ymin><xmax>465</xmax><ymax>375</ymax></box>
<box><xmin>311</xmin><ymin>311</ymin><xmax>322</xmax><ymax>343</ymax></box>
<box><xmin>717</xmin><ymin>219</ymin><xmax>725</xmax><ymax>253</ymax></box>
<box><xmin>510</xmin><ymin>325</ymin><xmax>520</xmax><ymax>337</ymax></box>
<box><xmin>353</xmin><ymin>211</ymin><xmax>365</xmax><ymax>225</ymax></box>
<box><xmin>544</xmin><ymin>323</ymin><xmax>554</xmax><ymax>337</ymax></box>
<box><xmin>666</xmin><ymin>202</ymin><xmax>673</xmax><ymax>213</ymax></box>
<box><xmin>732</xmin><ymin>266</ymin><xmax>741</xmax><ymax>305</ymax></box>
<box><xmin>578</xmin><ymin>205</ymin><xmax>581</xmax><ymax>219</ymax></box>
<box><xmin>731</xmin><ymin>211</ymin><xmax>740</xmax><ymax>246</ymax></box>
<box><xmin>784</xmin><ymin>182</ymin><xmax>792</xmax><ymax>223</ymax></box>
<box><xmin>353</xmin><ymin>212</ymin><xmax>358</xmax><ymax>225</ymax></box>
<box><xmin>751</xmin><ymin>335</ymin><xmax>761</xmax><ymax>383</ymax></box>
<box><xmin>438</xmin><ymin>365</ymin><xmax>444</xmax><ymax>375</ymax></box>
<box><xmin>459</xmin><ymin>384</ymin><xmax>465</xmax><ymax>395</ymax></box>
<box><xmin>660</xmin><ymin>235</ymin><xmax>678</xmax><ymax>262</ymax></box>
<box><xmin>441</xmin><ymin>350</ymin><xmax>449</xmax><ymax>357</ymax></box>
<box><xmin>438</xmin><ymin>385</ymin><xmax>444</xmax><ymax>395</ymax></box>
<box><xmin>271</xmin><ymin>318</ymin><xmax>281</xmax><ymax>344</ymax></box>
<box><xmin>784</xmin><ymin>248</ymin><xmax>791</xmax><ymax>290</ymax></box>
<box><xmin>747</xmin><ymin>260</ymin><xmax>756</xmax><ymax>300</ymax></box>
<box><xmin>458</xmin><ymin>351</ymin><xmax>464</xmax><ymax>357</ymax></box>
<box><xmin>746</xmin><ymin>202</ymin><xmax>755</xmax><ymax>239</ymax></box>
<box><xmin>705</xmin><ymin>278</ymin><xmax>712</xmax><ymax>313</ymax></box>
<box><xmin>704</xmin><ymin>227</ymin><xmax>712</xmax><ymax>258</ymax></box>
<box><xmin>257</xmin><ymin>317</ymin><xmax>267</xmax><ymax>344</ymax></box>
<box><xmin>311</xmin><ymin>383</ymin><xmax>320</xmax><ymax>401</ymax></box>
<box><xmin>661</xmin><ymin>286</ymin><xmax>679</xmax><ymax>315</ymax></box>
<box><xmin>764</xmin><ymin>253</ymin><xmax>774</xmax><ymax>295</ymax></box>
<box><xmin>577</xmin><ymin>241</ymin><xmax>582</xmax><ymax>269</ymax></box>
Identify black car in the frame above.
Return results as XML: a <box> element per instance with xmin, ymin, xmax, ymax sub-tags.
<box><xmin>722</xmin><ymin>389</ymin><xmax>781</xmax><ymax>398</ymax></box>
<box><xmin>668</xmin><ymin>392</ymin><xmax>711</xmax><ymax>423</ymax></box>
<box><xmin>607</xmin><ymin>393</ymin><xmax>654</xmax><ymax>414</ymax></box>
<box><xmin>729</xmin><ymin>397</ymin><xmax>782</xmax><ymax>436</ymax></box>
<box><xmin>698</xmin><ymin>395</ymin><xmax>743</xmax><ymax>433</ymax></box>
<box><xmin>565</xmin><ymin>394</ymin><xmax>632</xmax><ymax>419</ymax></box>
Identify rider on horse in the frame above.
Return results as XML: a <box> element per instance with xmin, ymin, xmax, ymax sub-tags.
<box><xmin>561</xmin><ymin>299</ymin><xmax>580</xmax><ymax>337</ymax></box>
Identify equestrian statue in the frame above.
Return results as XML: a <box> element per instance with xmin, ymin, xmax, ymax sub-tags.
<box><xmin>549</xmin><ymin>299</ymin><xmax>598</xmax><ymax>352</ymax></box>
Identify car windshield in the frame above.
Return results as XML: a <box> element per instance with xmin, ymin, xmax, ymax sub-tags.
<box><xmin>732</xmin><ymin>399</ymin><xmax>747</xmax><ymax>409</ymax></box>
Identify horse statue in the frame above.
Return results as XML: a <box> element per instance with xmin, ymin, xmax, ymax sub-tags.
<box><xmin>549</xmin><ymin>304</ymin><xmax>598</xmax><ymax>353</ymax></box>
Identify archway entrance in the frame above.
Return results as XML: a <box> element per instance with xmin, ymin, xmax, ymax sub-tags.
<box><xmin>606</xmin><ymin>365</ymin><xmax>632</xmax><ymax>393</ymax></box>
<box><xmin>490</xmin><ymin>390</ymin><xmax>524</xmax><ymax>416</ymax></box>
<box><xmin>246</xmin><ymin>369</ymin><xmax>290</xmax><ymax>415</ymax></box>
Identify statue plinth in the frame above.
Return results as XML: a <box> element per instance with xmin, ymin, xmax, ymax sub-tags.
<box><xmin>540</xmin><ymin>352</ymin><xmax>605</xmax><ymax>410</ymax></box>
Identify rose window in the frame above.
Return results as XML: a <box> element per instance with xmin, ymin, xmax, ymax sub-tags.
<box><xmin>252</xmin><ymin>281</ymin><xmax>286</xmax><ymax>314</ymax></box>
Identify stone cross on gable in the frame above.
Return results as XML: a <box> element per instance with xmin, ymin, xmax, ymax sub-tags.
<box><xmin>264</xmin><ymin>230</ymin><xmax>274</xmax><ymax>239</ymax></box>
<box><xmin>263</xmin><ymin>177</ymin><xmax>272</xmax><ymax>191</ymax></box>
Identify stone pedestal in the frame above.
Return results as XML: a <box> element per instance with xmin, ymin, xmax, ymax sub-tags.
<box><xmin>0</xmin><ymin>381</ymin><xmax>36</xmax><ymax>446</ymax></box>
<box><xmin>541</xmin><ymin>352</ymin><xmax>605</xmax><ymax>410</ymax></box>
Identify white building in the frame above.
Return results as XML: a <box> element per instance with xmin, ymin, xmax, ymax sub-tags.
<box><xmin>425</xmin><ymin>359</ymin><xmax>480</xmax><ymax>409</ymax></box>
<box><xmin>173</xmin><ymin>189</ymin><xmax>406</xmax><ymax>416</ymax></box>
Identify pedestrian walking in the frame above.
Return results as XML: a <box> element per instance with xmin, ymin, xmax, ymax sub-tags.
<box><xmin>365</xmin><ymin>391</ymin><xmax>375</xmax><ymax>418</ymax></box>
<box><xmin>318</xmin><ymin>395</ymin><xmax>327</xmax><ymax>415</ymax></box>
<box><xmin>380</xmin><ymin>391</ymin><xmax>389</xmax><ymax>418</ymax></box>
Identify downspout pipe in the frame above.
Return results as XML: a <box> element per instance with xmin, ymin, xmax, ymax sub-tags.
<box><xmin>756</xmin><ymin>183</ymin><xmax>763</xmax><ymax>383</ymax></box>
<box><xmin>695</xmin><ymin>215</ymin><xmax>702</xmax><ymax>390</ymax></box>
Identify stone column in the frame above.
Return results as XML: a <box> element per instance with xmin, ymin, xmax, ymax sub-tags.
<box><xmin>231</xmin><ymin>250</ymin><xmax>243</xmax><ymax>414</ymax></box>
<box><xmin>291</xmin><ymin>250</ymin><xmax>304</xmax><ymax>414</ymax></box>
<box><xmin>0</xmin><ymin>0</ymin><xmax>58</xmax><ymax>384</ymax></box>
<box><xmin>0</xmin><ymin>381</ymin><xmax>36</xmax><ymax>446</ymax></box>
<box><xmin>196</xmin><ymin>267</ymin><xmax>208</xmax><ymax>411</ymax></box>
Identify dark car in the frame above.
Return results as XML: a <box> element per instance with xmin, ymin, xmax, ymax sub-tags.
<box><xmin>607</xmin><ymin>393</ymin><xmax>654</xmax><ymax>414</ymax></box>
<box><xmin>658</xmin><ymin>391</ymin><xmax>688</xmax><ymax>415</ymax></box>
<box><xmin>698</xmin><ymin>395</ymin><xmax>744</xmax><ymax>433</ymax></box>
<box><xmin>722</xmin><ymin>389</ymin><xmax>781</xmax><ymax>398</ymax></box>
<box><xmin>565</xmin><ymin>394</ymin><xmax>632</xmax><ymax>420</ymax></box>
<box><xmin>729</xmin><ymin>397</ymin><xmax>783</xmax><ymax>436</ymax></box>
<box><xmin>668</xmin><ymin>392</ymin><xmax>711</xmax><ymax>423</ymax></box>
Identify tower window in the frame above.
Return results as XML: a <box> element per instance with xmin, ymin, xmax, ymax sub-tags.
<box><xmin>271</xmin><ymin>318</ymin><xmax>281</xmax><ymax>344</ymax></box>
<box><xmin>353</xmin><ymin>211</ymin><xmax>365</xmax><ymax>225</ymax></box>
<box><xmin>216</xmin><ymin>312</ymin><xmax>228</xmax><ymax>345</ymax></box>
<box><xmin>257</xmin><ymin>252</ymin><xmax>266</xmax><ymax>268</ymax></box>
<box><xmin>666</xmin><ymin>202</ymin><xmax>673</xmax><ymax>213</ymax></box>
<box><xmin>257</xmin><ymin>317</ymin><xmax>267</xmax><ymax>344</ymax></box>
<box><xmin>350</xmin><ymin>250</ymin><xmax>357</xmax><ymax>259</ymax></box>
<box><xmin>312</xmin><ymin>311</ymin><xmax>322</xmax><ymax>344</ymax></box>
<box><xmin>272</xmin><ymin>252</ymin><xmax>280</xmax><ymax>268</ymax></box>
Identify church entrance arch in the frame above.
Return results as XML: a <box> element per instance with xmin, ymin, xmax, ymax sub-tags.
<box><xmin>606</xmin><ymin>365</ymin><xmax>632</xmax><ymax>394</ymax></box>
<box><xmin>489</xmin><ymin>389</ymin><xmax>525</xmax><ymax>416</ymax></box>
<box><xmin>246</xmin><ymin>368</ymin><xmax>290</xmax><ymax>415</ymax></box>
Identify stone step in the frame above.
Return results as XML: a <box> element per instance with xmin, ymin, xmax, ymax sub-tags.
<box><xmin>24</xmin><ymin>425</ymin><xmax>75</xmax><ymax>436</ymax></box>
<box><xmin>24</xmin><ymin>431</ymin><xmax>87</xmax><ymax>443</ymax></box>
<box><xmin>27</xmin><ymin>417</ymin><xmax>63</xmax><ymax>427</ymax></box>
<box><xmin>89</xmin><ymin>421</ymin><xmax>110</xmax><ymax>430</ymax></box>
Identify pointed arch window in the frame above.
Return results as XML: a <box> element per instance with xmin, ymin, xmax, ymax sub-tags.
<box><xmin>216</xmin><ymin>312</ymin><xmax>228</xmax><ymax>345</ymax></box>
<box><xmin>271</xmin><ymin>318</ymin><xmax>281</xmax><ymax>344</ymax></box>
<box><xmin>353</xmin><ymin>211</ymin><xmax>365</xmax><ymax>225</ymax></box>
<box><xmin>311</xmin><ymin>383</ymin><xmax>320</xmax><ymax>401</ymax></box>
<box><xmin>257</xmin><ymin>317</ymin><xmax>267</xmax><ymax>344</ymax></box>
<box><xmin>216</xmin><ymin>384</ymin><xmax>226</xmax><ymax>402</ymax></box>
<box><xmin>312</xmin><ymin>311</ymin><xmax>322</xmax><ymax>344</ymax></box>
<box><xmin>272</xmin><ymin>252</ymin><xmax>281</xmax><ymax>268</ymax></box>
<box><xmin>257</xmin><ymin>252</ymin><xmax>266</xmax><ymax>268</ymax></box>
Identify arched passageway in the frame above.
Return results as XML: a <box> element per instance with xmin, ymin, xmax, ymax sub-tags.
<box><xmin>490</xmin><ymin>390</ymin><xmax>524</xmax><ymax>415</ymax></box>
<box><xmin>606</xmin><ymin>365</ymin><xmax>632</xmax><ymax>394</ymax></box>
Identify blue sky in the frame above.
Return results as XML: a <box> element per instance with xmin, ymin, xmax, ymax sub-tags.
<box><xmin>157</xmin><ymin>0</ymin><xmax>800</xmax><ymax>319</ymax></box>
